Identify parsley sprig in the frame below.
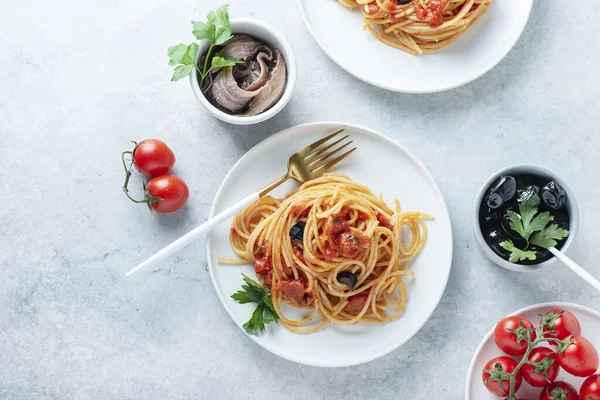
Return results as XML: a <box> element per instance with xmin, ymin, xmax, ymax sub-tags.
<box><xmin>168</xmin><ymin>4</ymin><xmax>243</xmax><ymax>84</ymax></box>
<box><xmin>499</xmin><ymin>194</ymin><xmax>569</xmax><ymax>263</ymax></box>
<box><xmin>231</xmin><ymin>274</ymin><xmax>279</xmax><ymax>334</ymax></box>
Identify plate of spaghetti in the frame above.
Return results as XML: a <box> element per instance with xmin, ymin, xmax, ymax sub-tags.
<box><xmin>299</xmin><ymin>0</ymin><xmax>533</xmax><ymax>93</ymax></box>
<box><xmin>207</xmin><ymin>121</ymin><xmax>453</xmax><ymax>366</ymax></box>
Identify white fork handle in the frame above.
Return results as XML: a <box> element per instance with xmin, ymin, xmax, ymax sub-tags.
<box><xmin>548</xmin><ymin>247</ymin><xmax>600</xmax><ymax>292</ymax></box>
<box><xmin>126</xmin><ymin>192</ymin><xmax>260</xmax><ymax>276</ymax></box>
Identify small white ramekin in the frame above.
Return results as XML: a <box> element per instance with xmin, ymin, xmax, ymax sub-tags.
<box><xmin>189</xmin><ymin>18</ymin><xmax>297</xmax><ymax>126</ymax></box>
<box><xmin>473</xmin><ymin>164</ymin><xmax>579</xmax><ymax>272</ymax></box>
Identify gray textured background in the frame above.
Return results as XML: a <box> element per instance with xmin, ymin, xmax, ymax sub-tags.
<box><xmin>1</xmin><ymin>0</ymin><xmax>599</xmax><ymax>399</ymax></box>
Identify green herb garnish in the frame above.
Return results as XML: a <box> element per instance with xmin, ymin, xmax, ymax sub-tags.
<box><xmin>168</xmin><ymin>4</ymin><xmax>243</xmax><ymax>84</ymax></box>
<box><xmin>499</xmin><ymin>194</ymin><xmax>569</xmax><ymax>263</ymax></box>
<box><xmin>231</xmin><ymin>274</ymin><xmax>279</xmax><ymax>333</ymax></box>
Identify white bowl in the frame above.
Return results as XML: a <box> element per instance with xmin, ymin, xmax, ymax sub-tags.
<box><xmin>189</xmin><ymin>18</ymin><xmax>297</xmax><ymax>125</ymax></box>
<box><xmin>465</xmin><ymin>302</ymin><xmax>600</xmax><ymax>399</ymax></box>
<box><xmin>473</xmin><ymin>164</ymin><xmax>579</xmax><ymax>272</ymax></box>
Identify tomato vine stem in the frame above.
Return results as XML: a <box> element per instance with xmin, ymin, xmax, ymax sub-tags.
<box><xmin>121</xmin><ymin>148</ymin><xmax>163</xmax><ymax>211</ymax></box>
<box><xmin>506</xmin><ymin>333</ymin><xmax>564</xmax><ymax>398</ymax></box>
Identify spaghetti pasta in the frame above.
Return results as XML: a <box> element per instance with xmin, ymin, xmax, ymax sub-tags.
<box><xmin>219</xmin><ymin>174</ymin><xmax>431</xmax><ymax>333</ymax></box>
<box><xmin>337</xmin><ymin>0</ymin><xmax>493</xmax><ymax>55</ymax></box>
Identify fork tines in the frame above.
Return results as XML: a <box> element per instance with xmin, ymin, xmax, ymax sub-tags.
<box><xmin>304</xmin><ymin>128</ymin><xmax>356</xmax><ymax>174</ymax></box>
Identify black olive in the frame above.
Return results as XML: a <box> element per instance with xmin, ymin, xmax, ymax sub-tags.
<box><xmin>486</xmin><ymin>228</ymin><xmax>504</xmax><ymax>243</ymax></box>
<box><xmin>482</xmin><ymin>210</ymin><xmax>499</xmax><ymax>225</ymax></box>
<box><xmin>398</xmin><ymin>0</ymin><xmax>412</xmax><ymax>4</ymax></box>
<box><xmin>486</xmin><ymin>193</ymin><xmax>503</xmax><ymax>209</ymax></box>
<box><xmin>289</xmin><ymin>221</ymin><xmax>305</xmax><ymax>242</ymax></box>
<box><xmin>485</xmin><ymin>176</ymin><xmax>517</xmax><ymax>209</ymax></box>
<box><xmin>541</xmin><ymin>180</ymin><xmax>566</xmax><ymax>210</ymax></box>
<box><xmin>553</xmin><ymin>210</ymin><xmax>570</xmax><ymax>230</ymax></box>
<box><xmin>517</xmin><ymin>184</ymin><xmax>540</xmax><ymax>204</ymax></box>
<box><xmin>337</xmin><ymin>271</ymin><xmax>358</xmax><ymax>289</ymax></box>
<box><xmin>485</xmin><ymin>228</ymin><xmax>512</xmax><ymax>261</ymax></box>
<box><xmin>488</xmin><ymin>239</ymin><xmax>512</xmax><ymax>261</ymax></box>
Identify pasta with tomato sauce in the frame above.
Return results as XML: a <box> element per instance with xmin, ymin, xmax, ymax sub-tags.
<box><xmin>337</xmin><ymin>0</ymin><xmax>493</xmax><ymax>55</ymax></box>
<box><xmin>218</xmin><ymin>174</ymin><xmax>431</xmax><ymax>333</ymax></box>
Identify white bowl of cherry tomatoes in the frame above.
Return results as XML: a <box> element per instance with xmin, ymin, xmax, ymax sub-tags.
<box><xmin>466</xmin><ymin>302</ymin><xmax>600</xmax><ymax>399</ymax></box>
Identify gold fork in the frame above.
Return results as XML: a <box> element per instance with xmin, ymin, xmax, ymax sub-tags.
<box><xmin>127</xmin><ymin>128</ymin><xmax>355</xmax><ymax>276</ymax></box>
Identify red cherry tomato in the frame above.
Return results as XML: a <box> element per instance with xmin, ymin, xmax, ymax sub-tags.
<box><xmin>494</xmin><ymin>316</ymin><xmax>537</xmax><ymax>356</ymax></box>
<box><xmin>558</xmin><ymin>335</ymin><xmax>599</xmax><ymax>377</ymax></box>
<box><xmin>580</xmin><ymin>374</ymin><xmax>600</xmax><ymax>400</ymax></box>
<box><xmin>146</xmin><ymin>174</ymin><xmax>189</xmax><ymax>213</ymax></box>
<box><xmin>540</xmin><ymin>381</ymin><xmax>578</xmax><ymax>400</ymax></box>
<box><xmin>482</xmin><ymin>356</ymin><xmax>522</xmax><ymax>397</ymax></box>
<box><xmin>521</xmin><ymin>347</ymin><xmax>560</xmax><ymax>387</ymax></box>
<box><xmin>541</xmin><ymin>308</ymin><xmax>582</xmax><ymax>345</ymax></box>
<box><xmin>132</xmin><ymin>139</ymin><xmax>176</xmax><ymax>177</ymax></box>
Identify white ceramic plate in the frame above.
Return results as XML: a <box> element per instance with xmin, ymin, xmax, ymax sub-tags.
<box><xmin>299</xmin><ymin>0</ymin><xmax>533</xmax><ymax>93</ymax></box>
<box><xmin>207</xmin><ymin>121</ymin><xmax>453</xmax><ymax>367</ymax></box>
<box><xmin>465</xmin><ymin>302</ymin><xmax>600</xmax><ymax>399</ymax></box>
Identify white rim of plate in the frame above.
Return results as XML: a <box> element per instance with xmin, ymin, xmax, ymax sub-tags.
<box><xmin>464</xmin><ymin>302</ymin><xmax>600</xmax><ymax>399</ymax></box>
<box><xmin>206</xmin><ymin>121</ymin><xmax>453</xmax><ymax>367</ymax></box>
<box><xmin>298</xmin><ymin>0</ymin><xmax>534</xmax><ymax>94</ymax></box>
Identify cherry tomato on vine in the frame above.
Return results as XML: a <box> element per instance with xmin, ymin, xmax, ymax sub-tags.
<box><xmin>130</xmin><ymin>139</ymin><xmax>176</xmax><ymax>177</ymax></box>
<box><xmin>482</xmin><ymin>356</ymin><xmax>522</xmax><ymax>397</ymax></box>
<box><xmin>580</xmin><ymin>374</ymin><xmax>600</xmax><ymax>400</ymax></box>
<box><xmin>521</xmin><ymin>347</ymin><xmax>560</xmax><ymax>387</ymax></box>
<box><xmin>541</xmin><ymin>308</ymin><xmax>582</xmax><ymax>345</ymax></box>
<box><xmin>145</xmin><ymin>174</ymin><xmax>189</xmax><ymax>213</ymax></box>
<box><xmin>558</xmin><ymin>335</ymin><xmax>599</xmax><ymax>377</ymax></box>
<box><xmin>540</xmin><ymin>381</ymin><xmax>578</xmax><ymax>400</ymax></box>
<box><xmin>494</xmin><ymin>316</ymin><xmax>537</xmax><ymax>356</ymax></box>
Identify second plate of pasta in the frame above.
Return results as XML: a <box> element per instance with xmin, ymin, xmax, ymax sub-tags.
<box><xmin>299</xmin><ymin>0</ymin><xmax>533</xmax><ymax>93</ymax></box>
<box><xmin>207</xmin><ymin>121</ymin><xmax>453</xmax><ymax>366</ymax></box>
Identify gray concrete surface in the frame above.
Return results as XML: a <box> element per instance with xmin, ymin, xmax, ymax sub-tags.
<box><xmin>1</xmin><ymin>0</ymin><xmax>599</xmax><ymax>398</ymax></box>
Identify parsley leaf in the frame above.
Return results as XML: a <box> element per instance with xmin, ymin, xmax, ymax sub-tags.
<box><xmin>518</xmin><ymin>195</ymin><xmax>539</xmax><ymax>238</ymax></box>
<box><xmin>173</xmin><ymin>4</ymin><xmax>238</xmax><ymax>86</ymax></box>
<box><xmin>192</xmin><ymin>21</ymin><xmax>214</xmax><ymax>42</ymax></box>
<box><xmin>500</xmin><ymin>194</ymin><xmax>570</xmax><ymax>263</ymax></box>
<box><xmin>168</xmin><ymin>42</ymin><xmax>199</xmax><ymax>81</ymax></box>
<box><xmin>527</xmin><ymin>211</ymin><xmax>553</xmax><ymax>238</ymax></box>
<box><xmin>500</xmin><ymin>240</ymin><xmax>537</xmax><ymax>263</ymax></box>
<box><xmin>231</xmin><ymin>274</ymin><xmax>279</xmax><ymax>334</ymax></box>
<box><xmin>530</xmin><ymin>224</ymin><xmax>569</xmax><ymax>248</ymax></box>
<box><xmin>506</xmin><ymin>210</ymin><xmax>525</xmax><ymax>239</ymax></box>
<box><xmin>213</xmin><ymin>4</ymin><xmax>233</xmax><ymax>45</ymax></box>
<box><xmin>243</xmin><ymin>304</ymin><xmax>266</xmax><ymax>333</ymax></box>
<box><xmin>167</xmin><ymin>43</ymin><xmax>190</xmax><ymax>66</ymax></box>
<box><xmin>182</xmin><ymin>42</ymin><xmax>198</xmax><ymax>65</ymax></box>
<box><xmin>211</xmin><ymin>53</ymin><xmax>243</xmax><ymax>69</ymax></box>
<box><xmin>171</xmin><ymin>65</ymin><xmax>194</xmax><ymax>81</ymax></box>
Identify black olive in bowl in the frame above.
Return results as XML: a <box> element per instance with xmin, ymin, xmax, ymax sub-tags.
<box><xmin>474</xmin><ymin>165</ymin><xmax>579</xmax><ymax>272</ymax></box>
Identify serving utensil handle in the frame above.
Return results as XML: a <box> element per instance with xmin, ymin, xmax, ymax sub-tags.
<box><xmin>548</xmin><ymin>247</ymin><xmax>600</xmax><ymax>292</ymax></box>
<box><xmin>126</xmin><ymin>192</ymin><xmax>260</xmax><ymax>276</ymax></box>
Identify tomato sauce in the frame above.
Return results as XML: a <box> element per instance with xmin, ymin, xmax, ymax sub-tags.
<box><xmin>253</xmin><ymin>241</ymin><xmax>273</xmax><ymax>285</ymax></box>
<box><xmin>345</xmin><ymin>290</ymin><xmax>370</xmax><ymax>314</ymax></box>
<box><xmin>323</xmin><ymin>212</ymin><xmax>369</xmax><ymax>261</ymax></box>
<box><xmin>376</xmin><ymin>213</ymin><xmax>393</xmax><ymax>230</ymax></box>
<box><xmin>413</xmin><ymin>0</ymin><xmax>446</xmax><ymax>28</ymax></box>
<box><xmin>292</xmin><ymin>242</ymin><xmax>305</xmax><ymax>264</ymax></box>
<box><xmin>326</xmin><ymin>217</ymin><xmax>349</xmax><ymax>237</ymax></box>
<box><xmin>291</xmin><ymin>204</ymin><xmax>311</xmax><ymax>219</ymax></box>
<box><xmin>362</xmin><ymin>2</ymin><xmax>380</xmax><ymax>15</ymax></box>
<box><xmin>274</xmin><ymin>278</ymin><xmax>313</xmax><ymax>306</ymax></box>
